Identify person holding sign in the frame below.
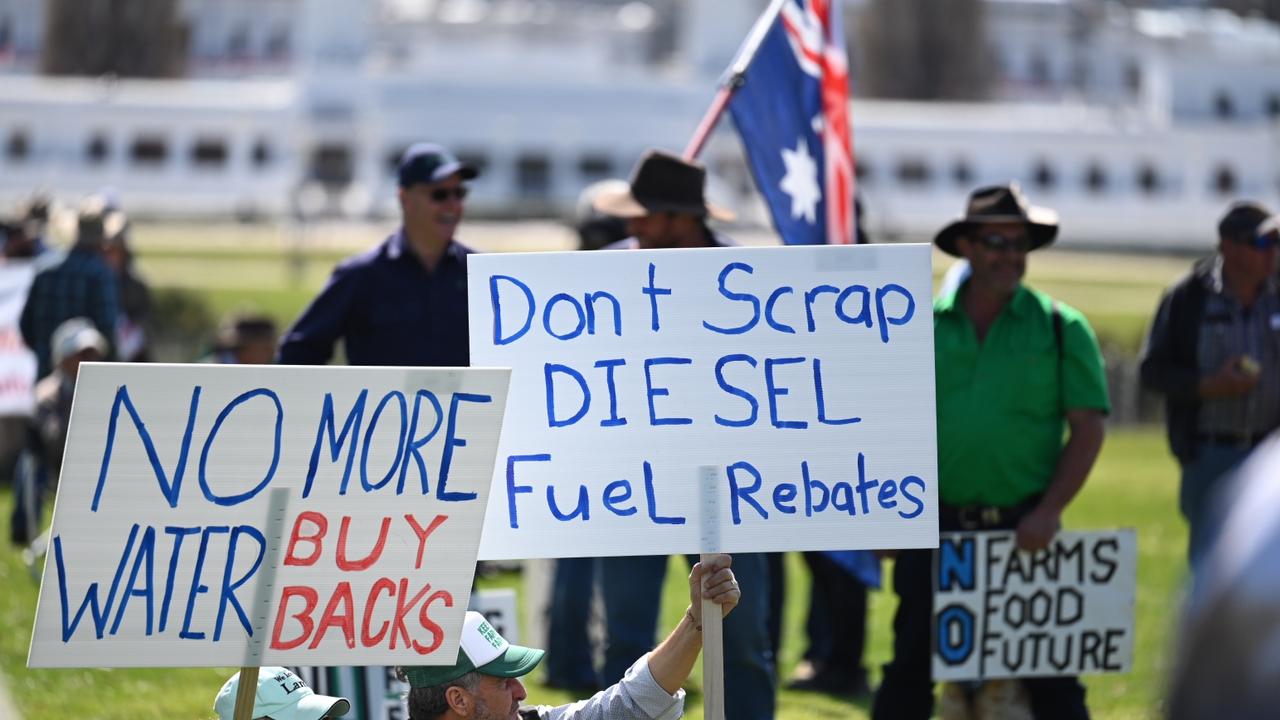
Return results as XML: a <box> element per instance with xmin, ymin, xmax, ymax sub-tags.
<box><xmin>279</xmin><ymin>143</ymin><xmax>478</xmax><ymax>367</ymax></box>
<box><xmin>871</xmin><ymin>184</ymin><xmax>1109</xmax><ymax>720</ymax></box>
<box><xmin>1140</xmin><ymin>201</ymin><xmax>1280</xmax><ymax>567</ymax></box>
<box><xmin>589</xmin><ymin>150</ymin><xmax>776</xmax><ymax>720</ymax></box>
<box><xmin>399</xmin><ymin>554</ymin><xmax>740</xmax><ymax>720</ymax></box>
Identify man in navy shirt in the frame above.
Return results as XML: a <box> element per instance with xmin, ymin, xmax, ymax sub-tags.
<box><xmin>279</xmin><ymin>143</ymin><xmax>477</xmax><ymax>366</ymax></box>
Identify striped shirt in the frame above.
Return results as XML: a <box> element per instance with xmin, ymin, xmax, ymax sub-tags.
<box><xmin>1195</xmin><ymin>257</ymin><xmax>1280</xmax><ymax>439</ymax></box>
<box><xmin>520</xmin><ymin>654</ymin><xmax>684</xmax><ymax>720</ymax></box>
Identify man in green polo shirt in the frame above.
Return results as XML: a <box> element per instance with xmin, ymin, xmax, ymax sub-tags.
<box><xmin>871</xmin><ymin>184</ymin><xmax>1110</xmax><ymax>720</ymax></box>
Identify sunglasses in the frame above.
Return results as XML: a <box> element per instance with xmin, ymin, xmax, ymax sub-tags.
<box><xmin>974</xmin><ymin>233</ymin><xmax>1031</xmax><ymax>253</ymax></box>
<box><xmin>1239</xmin><ymin>230</ymin><xmax>1279</xmax><ymax>250</ymax></box>
<box><xmin>427</xmin><ymin>187</ymin><xmax>469</xmax><ymax>202</ymax></box>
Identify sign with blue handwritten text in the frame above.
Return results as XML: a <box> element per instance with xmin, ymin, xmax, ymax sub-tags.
<box><xmin>468</xmin><ymin>243</ymin><xmax>937</xmax><ymax>559</ymax></box>
<box><xmin>28</xmin><ymin>364</ymin><xmax>510</xmax><ymax>668</ymax></box>
<box><xmin>932</xmin><ymin>530</ymin><xmax>1137</xmax><ymax>681</ymax></box>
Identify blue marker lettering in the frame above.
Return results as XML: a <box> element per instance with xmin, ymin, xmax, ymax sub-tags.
<box><xmin>804</xmin><ymin>285</ymin><xmax>839</xmax><ymax>332</ymax></box>
<box><xmin>585</xmin><ymin>291</ymin><xmax>623</xmax><ymax>337</ymax></box>
<box><xmin>703</xmin><ymin>262</ymin><xmax>760</xmax><ymax>335</ymax></box>
<box><xmin>594</xmin><ymin>359</ymin><xmax>628</xmax><ymax>427</ymax></box>
<box><xmin>214</xmin><ymin>525</ymin><xmax>267</xmax><ymax>641</ymax></box>
<box><xmin>603</xmin><ymin>479</ymin><xmax>637</xmax><ymax>516</ymax></box>
<box><xmin>875</xmin><ymin>283</ymin><xmax>916</xmax><ymax>344</ymax></box>
<box><xmin>55</xmin><ymin>525</ymin><xmax>139</xmax><ymax>642</ymax></box>
<box><xmin>813</xmin><ymin>359</ymin><xmax>860</xmax><ymax>426</ymax></box>
<box><xmin>437</xmin><ymin>393</ymin><xmax>493</xmax><ymax>502</ymax></box>
<box><xmin>180</xmin><ymin>525</ymin><xmax>230</xmax><ymax>640</ymax></box>
<box><xmin>305</xmin><ymin>389</ymin><xmax>368</xmax><ymax>498</ymax></box>
<box><xmin>198</xmin><ymin>389</ymin><xmax>283</xmax><ymax>507</ymax></box>
<box><xmin>491</xmin><ymin>274</ymin><xmax>535</xmax><ymax>345</ymax></box>
<box><xmin>644</xmin><ymin>357</ymin><xmax>693</xmax><ymax>426</ymax></box>
<box><xmin>92</xmin><ymin>385</ymin><xmax>201</xmax><ymax>512</ymax></box>
<box><xmin>643</xmin><ymin>461</ymin><xmax>686</xmax><ymax>525</ymax></box>
<box><xmin>714</xmin><ymin>354</ymin><xmax>758</xmax><ymax>428</ymax></box>
<box><xmin>545</xmin><ymin>364</ymin><xmax>590</xmax><ymax>428</ymax></box>
<box><xmin>398</xmin><ymin>389</ymin><xmax>444</xmax><ymax>495</ymax></box>
<box><xmin>543</xmin><ymin>292</ymin><xmax>586</xmax><ymax>341</ymax></box>
<box><xmin>506</xmin><ymin>454</ymin><xmax>550</xmax><ymax>528</ymax></box>
<box><xmin>361</xmin><ymin>390</ymin><xmax>409</xmax><ymax>492</ymax></box>
<box><xmin>727</xmin><ymin>461</ymin><xmax>767</xmax><ymax>525</ymax></box>
<box><xmin>765</xmin><ymin>357</ymin><xmax>808</xmax><ymax>429</ymax></box>
<box><xmin>642</xmin><ymin>263</ymin><xmax>672</xmax><ymax>332</ymax></box>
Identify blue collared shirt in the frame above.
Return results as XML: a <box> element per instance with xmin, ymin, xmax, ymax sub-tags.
<box><xmin>278</xmin><ymin>230</ymin><xmax>472</xmax><ymax>367</ymax></box>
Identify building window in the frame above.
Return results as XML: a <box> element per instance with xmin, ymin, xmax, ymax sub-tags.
<box><xmin>895</xmin><ymin>158</ymin><xmax>931</xmax><ymax>186</ymax></box>
<box><xmin>1214</xmin><ymin>91</ymin><xmax>1235</xmax><ymax>120</ymax></box>
<box><xmin>191</xmin><ymin>138</ymin><xmax>228</xmax><ymax>168</ymax></box>
<box><xmin>456</xmin><ymin>150</ymin><xmax>489</xmax><ymax>177</ymax></box>
<box><xmin>386</xmin><ymin>146</ymin><xmax>408</xmax><ymax>175</ymax></box>
<box><xmin>6</xmin><ymin>130</ymin><xmax>30</xmax><ymax>162</ymax></box>
<box><xmin>85</xmin><ymin>134</ymin><xmax>110</xmax><ymax>165</ymax></box>
<box><xmin>1032</xmin><ymin>160</ymin><xmax>1056</xmax><ymax>190</ymax></box>
<box><xmin>1136</xmin><ymin>163</ymin><xmax>1161</xmax><ymax>195</ymax></box>
<box><xmin>252</xmin><ymin>139</ymin><xmax>273</xmax><ymax>168</ymax></box>
<box><xmin>578</xmin><ymin>154</ymin><xmax>613</xmax><ymax>182</ymax></box>
<box><xmin>1029</xmin><ymin>52</ymin><xmax>1051</xmax><ymax>87</ymax></box>
<box><xmin>1124</xmin><ymin>62</ymin><xmax>1142</xmax><ymax>96</ymax></box>
<box><xmin>1084</xmin><ymin>163</ymin><xmax>1108</xmax><ymax>194</ymax></box>
<box><xmin>309</xmin><ymin>144</ymin><xmax>354</xmax><ymax>187</ymax></box>
<box><xmin>855</xmin><ymin>159</ymin><xmax>873</xmax><ymax>184</ymax></box>
<box><xmin>516</xmin><ymin>153</ymin><xmax>551</xmax><ymax>199</ymax></box>
<box><xmin>130</xmin><ymin>135</ymin><xmax>169</xmax><ymax>166</ymax></box>
<box><xmin>265</xmin><ymin>27</ymin><xmax>290</xmax><ymax>60</ymax></box>
<box><xmin>951</xmin><ymin>159</ymin><xmax>973</xmax><ymax>186</ymax></box>
<box><xmin>1212</xmin><ymin>164</ymin><xmax>1237</xmax><ymax>196</ymax></box>
<box><xmin>228</xmin><ymin>25</ymin><xmax>251</xmax><ymax>60</ymax></box>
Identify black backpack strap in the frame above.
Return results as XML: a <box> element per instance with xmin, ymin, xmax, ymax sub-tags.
<box><xmin>1053</xmin><ymin>300</ymin><xmax>1064</xmax><ymax>409</ymax></box>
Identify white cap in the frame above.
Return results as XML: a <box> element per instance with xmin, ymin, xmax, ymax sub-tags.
<box><xmin>214</xmin><ymin>667</ymin><xmax>350</xmax><ymax>720</ymax></box>
<box><xmin>50</xmin><ymin>317</ymin><xmax>106</xmax><ymax>366</ymax></box>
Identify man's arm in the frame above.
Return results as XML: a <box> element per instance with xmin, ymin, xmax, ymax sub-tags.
<box><xmin>1016</xmin><ymin>408</ymin><xmax>1105</xmax><ymax>551</ymax></box>
<box><xmin>1139</xmin><ymin>287</ymin><xmax>1201</xmax><ymax>403</ymax></box>
<box><xmin>277</xmin><ymin>266</ymin><xmax>358</xmax><ymax>365</ymax></box>
<box><xmin>646</xmin><ymin>554</ymin><xmax>740</xmax><ymax>695</ymax></box>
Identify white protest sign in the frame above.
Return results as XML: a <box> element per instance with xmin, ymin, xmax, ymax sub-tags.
<box><xmin>932</xmin><ymin>529</ymin><xmax>1137</xmax><ymax>681</ymax></box>
<box><xmin>29</xmin><ymin>363</ymin><xmax>510</xmax><ymax>668</ymax></box>
<box><xmin>468</xmin><ymin>243</ymin><xmax>937</xmax><ymax>559</ymax></box>
<box><xmin>0</xmin><ymin>262</ymin><xmax>38</xmax><ymax>416</ymax></box>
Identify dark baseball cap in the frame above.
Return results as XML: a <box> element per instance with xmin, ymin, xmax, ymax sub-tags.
<box><xmin>398</xmin><ymin>143</ymin><xmax>479</xmax><ymax>188</ymax></box>
<box><xmin>1217</xmin><ymin>201</ymin><xmax>1275</xmax><ymax>241</ymax></box>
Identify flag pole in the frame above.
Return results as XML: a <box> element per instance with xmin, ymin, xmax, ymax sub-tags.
<box><xmin>682</xmin><ymin>0</ymin><xmax>789</xmax><ymax>160</ymax></box>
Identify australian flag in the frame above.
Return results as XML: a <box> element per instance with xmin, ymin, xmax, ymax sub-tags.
<box><xmin>729</xmin><ymin>0</ymin><xmax>857</xmax><ymax>245</ymax></box>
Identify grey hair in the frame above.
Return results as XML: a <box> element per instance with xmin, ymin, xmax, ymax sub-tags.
<box><xmin>396</xmin><ymin>668</ymin><xmax>483</xmax><ymax>720</ymax></box>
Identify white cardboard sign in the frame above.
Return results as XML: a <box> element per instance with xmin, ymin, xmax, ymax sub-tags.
<box><xmin>932</xmin><ymin>529</ymin><xmax>1137</xmax><ymax>681</ymax></box>
<box><xmin>0</xmin><ymin>262</ymin><xmax>38</xmax><ymax>416</ymax></box>
<box><xmin>468</xmin><ymin>243</ymin><xmax>938</xmax><ymax>559</ymax></box>
<box><xmin>29</xmin><ymin>363</ymin><xmax>510</xmax><ymax>668</ymax></box>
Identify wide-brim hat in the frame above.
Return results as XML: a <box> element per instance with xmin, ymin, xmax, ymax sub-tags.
<box><xmin>934</xmin><ymin>183</ymin><xmax>1059</xmax><ymax>257</ymax></box>
<box><xmin>401</xmin><ymin>611</ymin><xmax>545</xmax><ymax>689</ymax></box>
<box><xmin>593</xmin><ymin>149</ymin><xmax>734</xmax><ymax>222</ymax></box>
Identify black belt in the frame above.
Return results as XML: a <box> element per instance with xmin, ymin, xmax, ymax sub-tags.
<box><xmin>1197</xmin><ymin>432</ymin><xmax>1270</xmax><ymax>449</ymax></box>
<box><xmin>939</xmin><ymin>496</ymin><xmax>1041</xmax><ymax>532</ymax></box>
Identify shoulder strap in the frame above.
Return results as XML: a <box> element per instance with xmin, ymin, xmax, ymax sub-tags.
<box><xmin>1053</xmin><ymin>300</ymin><xmax>1064</xmax><ymax>409</ymax></box>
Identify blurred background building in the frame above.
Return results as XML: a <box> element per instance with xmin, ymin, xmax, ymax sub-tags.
<box><xmin>0</xmin><ymin>0</ymin><xmax>1277</xmax><ymax>249</ymax></box>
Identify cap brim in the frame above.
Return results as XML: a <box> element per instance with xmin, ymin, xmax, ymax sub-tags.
<box><xmin>286</xmin><ymin>694</ymin><xmax>351</xmax><ymax>720</ymax></box>
<box><xmin>431</xmin><ymin>161</ymin><xmax>480</xmax><ymax>182</ymax></box>
<box><xmin>593</xmin><ymin>189</ymin><xmax>736</xmax><ymax>222</ymax></box>
<box><xmin>478</xmin><ymin>644</ymin><xmax>545</xmax><ymax>678</ymax></box>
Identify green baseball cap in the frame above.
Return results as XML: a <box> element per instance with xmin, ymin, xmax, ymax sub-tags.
<box><xmin>401</xmin><ymin>611</ymin><xmax>544</xmax><ymax>688</ymax></box>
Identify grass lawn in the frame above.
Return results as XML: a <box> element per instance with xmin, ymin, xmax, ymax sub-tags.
<box><xmin>0</xmin><ymin>427</ymin><xmax>1185</xmax><ymax>719</ymax></box>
